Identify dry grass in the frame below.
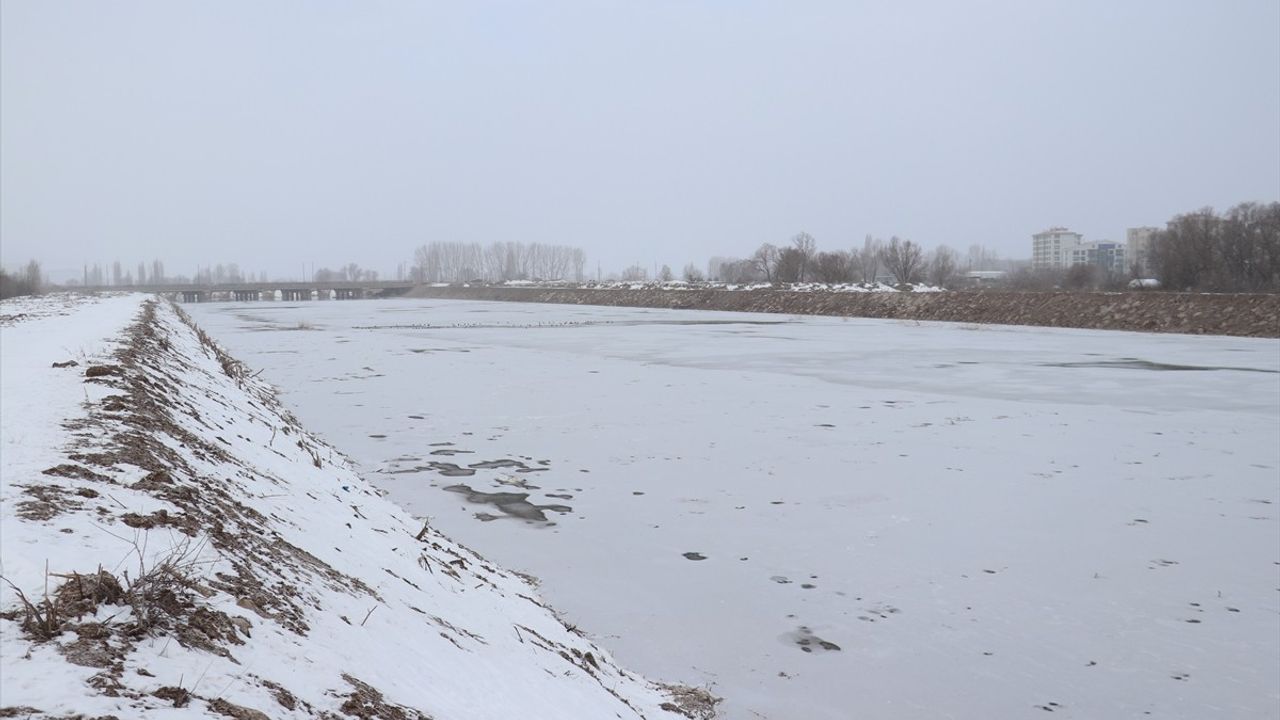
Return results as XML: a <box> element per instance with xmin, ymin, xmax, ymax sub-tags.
<box><xmin>657</xmin><ymin>683</ymin><xmax>723</xmax><ymax>719</ymax></box>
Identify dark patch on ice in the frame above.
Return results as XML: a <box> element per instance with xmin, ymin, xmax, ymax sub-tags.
<box><xmin>443</xmin><ymin>484</ymin><xmax>571</xmax><ymax>523</ymax></box>
<box><xmin>682</xmin><ymin>552</ymin><xmax>707</xmax><ymax>561</ymax></box>
<box><xmin>430</xmin><ymin>449</ymin><xmax>473</xmax><ymax>456</ymax></box>
<box><xmin>785</xmin><ymin>626</ymin><xmax>841</xmax><ymax>653</ymax></box>
<box><xmin>428</xmin><ymin>463</ymin><xmax>476</xmax><ymax>477</ymax></box>
<box><xmin>470</xmin><ymin>459</ymin><xmax>526</xmax><ymax>470</ymax></box>
<box><xmin>1040</xmin><ymin>358</ymin><xmax>1278</xmax><ymax>374</ymax></box>
<box><xmin>771</xmin><ymin>576</ymin><xmax>792</xmax><ymax>584</ymax></box>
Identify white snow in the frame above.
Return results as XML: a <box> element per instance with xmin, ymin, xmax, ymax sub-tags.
<box><xmin>1</xmin><ymin>293</ymin><xmax>700</xmax><ymax>719</ymax></box>
<box><xmin>187</xmin><ymin>297</ymin><xmax>1280</xmax><ymax>720</ymax></box>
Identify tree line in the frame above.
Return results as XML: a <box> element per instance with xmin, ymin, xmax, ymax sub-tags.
<box><xmin>1150</xmin><ymin>202</ymin><xmax>1279</xmax><ymax>292</ymax></box>
<box><xmin>701</xmin><ymin>234</ymin><xmax>1005</xmax><ymax>288</ymax></box>
<box><xmin>412</xmin><ymin>241</ymin><xmax>587</xmax><ymax>283</ymax></box>
<box><xmin>69</xmin><ymin>261</ymin><xmax>390</xmax><ymax>286</ymax></box>
<box><xmin>0</xmin><ymin>261</ymin><xmax>43</xmax><ymax>299</ymax></box>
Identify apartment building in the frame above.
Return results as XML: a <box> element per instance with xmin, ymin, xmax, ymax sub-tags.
<box><xmin>1032</xmin><ymin>227</ymin><xmax>1127</xmax><ymax>274</ymax></box>
<box><xmin>1126</xmin><ymin>226</ymin><xmax>1159</xmax><ymax>277</ymax></box>
<box><xmin>1031</xmin><ymin>228</ymin><xmax>1084</xmax><ymax>270</ymax></box>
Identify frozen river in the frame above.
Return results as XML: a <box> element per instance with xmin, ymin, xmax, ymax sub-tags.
<box><xmin>189</xmin><ymin>298</ymin><xmax>1280</xmax><ymax>720</ymax></box>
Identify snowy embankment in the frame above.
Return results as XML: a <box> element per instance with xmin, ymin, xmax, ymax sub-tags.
<box><xmin>0</xmin><ymin>294</ymin><xmax>713</xmax><ymax>719</ymax></box>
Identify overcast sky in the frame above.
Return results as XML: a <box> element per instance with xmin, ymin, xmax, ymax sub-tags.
<box><xmin>3</xmin><ymin>1</ymin><xmax>1278</xmax><ymax>282</ymax></box>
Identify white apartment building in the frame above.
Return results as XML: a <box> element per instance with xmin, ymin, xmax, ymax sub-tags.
<box><xmin>1031</xmin><ymin>227</ymin><xmax>1084</xmax><ymax>270</ymax></box>
<box><xmin>1031</xmin><ymin>227</ymin><xmax>1128</xmax><ymax>274</ymax></box>
<box><xmin>1126</xmin><ymin>226</ymin><xmax>1159</xmax><ymax>277</ymax></box>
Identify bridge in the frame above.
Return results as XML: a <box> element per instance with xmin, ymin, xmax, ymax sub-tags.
<box><xmin>76</xmin><ymin>281</ymin><xmax>417</xmax><ymax>303</ymax></box>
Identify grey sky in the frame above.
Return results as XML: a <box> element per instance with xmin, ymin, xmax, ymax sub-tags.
<box><xmin>3</xmin><ymin>1</ymin><xmax>1278</xmax><ymax>282</ymax></box>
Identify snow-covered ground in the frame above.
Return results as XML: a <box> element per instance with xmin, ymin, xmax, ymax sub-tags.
<box><xmin>188</xmin><ymin>297</ymin><xmax>1280</xmax><ymax>720</ymax></box>
<box><xmin>1</xmin><ymin>293</ymin><xmax>704</xmax><ymax>719</ymax></box>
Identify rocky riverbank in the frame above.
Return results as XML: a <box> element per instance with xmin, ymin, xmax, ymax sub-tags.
<box><xmin>407</xmin><ymin>286</ymin><xmax>1280</xmax><ymax>337</ymax></box>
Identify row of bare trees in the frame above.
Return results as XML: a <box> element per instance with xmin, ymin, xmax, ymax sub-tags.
<box><xmin>0</xmin><ymin>261</ymin><xmax>43</xmax><ymax>298</ymax></box>
<box><xmin>1151</xmin><ymin>202</ymin><xmax>1280</xmax><ymax>292</ymax></box>
<box><xmin>313</xmin><ymin>264</ymin><xmax>379</xmax><ymax>283</ymax></box>
<box><xmin>71</xmin><ymin>260</ymin><xmax>388</xmax><ymax>286</ymax></box>
<box><xmin>73</xmin><ymin>260</ymin><xmax>265</xmax><ymax>286</ymax></box>
<box><xmin>706</xmin><ymin>233</ymin><xmax>979</xmax><ymax>287</ymax></box>
<box><xmin>412</xmin><ymin>242</ymin><xmax>586</xmax><ymax>283</ymax></box>
<box><xmin>72</xmin><ymin>260</ymin><xmax>170</xmax><ymax>287</ymax></box>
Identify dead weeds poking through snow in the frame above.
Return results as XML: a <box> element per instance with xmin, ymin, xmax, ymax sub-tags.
<box><xmin>657</xmin><ymin>683</ymin><xmax>723</xmax><ymax>720</ymax></box>
<box><xmin>1</xmin><ymin>534</ymin><xmax>220</xmax><ymax>646</ymax></box>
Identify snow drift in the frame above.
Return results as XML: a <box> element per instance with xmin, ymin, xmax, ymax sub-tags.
<box><xmin>0</xmin><ymin>293</ymin><xmax>715</xmax><ymax>719</ymax></box>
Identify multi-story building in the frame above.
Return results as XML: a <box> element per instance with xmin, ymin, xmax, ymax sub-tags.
<box><xmin>1125</xmin><ymin>226</ymin><xmax>1159</xmax><ymax>277</ymax></box>
<box><xmin>1032</xmin><ymin>227</ymin><xmax>1127</xmax><ymax>274</ymax></box>
<box><xmin>1031</xmin><ymin>228</ymin><xmax>1084</xmax><ymax>270</ymax></box>
<box><xmin>1071</xmin><ymin>241</ymin><xmax>1127</xmax><ymax>275</ymax></box>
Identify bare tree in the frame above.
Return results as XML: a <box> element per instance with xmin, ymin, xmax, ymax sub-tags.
<box><xmin>750</xmin><ymin>243</ymin><xmax>779</xmax><ymax>282</ymax></box>
<box><xmin>706</xmin><ymin>256</ymin><xmax>738</xmax><ymax>281</ymax></box>
<box><xmin>411</xmin><ymin>241</ymin><xmax>586</xmax><ymax>283</ymax></box>
<box><xmin>928</xmin><ymin>245</ymin><xmax>959</xmax><ymax>288</ymax></box>
<box><xmin>682</xmin><ymin>263</ymin><xmax>705</xmax><ymax>282</ymax></box>
<box><xmin>813</xmin><ymin>251</ymin><xmax>851</xmax><ymax>283</ymax></box>
<box><xmin>791</xmin><ymin>232</ymin><xmax>816</xmax><ymax>281</ymax></box>
<box><xmin>965</xmin><ymin>244</ymin><xmax>1001</xmax><ymax>271</ymax></box>
<box><xmin>719</xmin><ymin>259</ymin><xmax>760</xmax><ymax>283</ymax></box>
<box><xmin>659</xmin><ymin>264</ymin><xmax>674</xmax><ymax>282</ymax></box>
<box><xmin>1</xmin><ymin>262</ymin><xmax>43</xmax><ymax>298</ymax></box>
<box><xmin>1150</xmin><ymin>203</ymin><xmax>1280</xmax><ymax>292</ymax></box>
<box><xmin>620</xmin><ymin>265</ymin><xmax>648</xmax><ymax>281</ymax></box>
<box><xmin>853</xmin><ymin>235</ymin><xmax>882</xmax><ymax>284</ymax></box>
<box><xmin>880</xmin><ymin>236</ymin><xmax>924</xmax><ymax>285</ymax></box>
<box><xmin>774</xmin><ymin>247</ymin><xmax>805</xmax><ymax>282</ymax></box>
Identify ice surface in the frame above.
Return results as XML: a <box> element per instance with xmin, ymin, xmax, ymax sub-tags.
<box><xmin>189</xmin><ymin>298</ymin><xmax>1280</xmax><ymax>719</ymax></box>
